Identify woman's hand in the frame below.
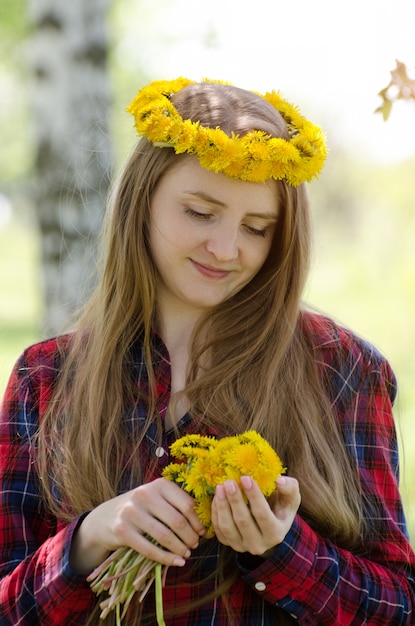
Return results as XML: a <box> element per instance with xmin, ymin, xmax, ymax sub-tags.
<box><xmin>211</xmin><ymin>475</ymin><xmax>300</xmax><ymax>556</ymax></box>
<box><xmin>70</xmin><ymin>478</ymin><xmax>205</xmax><ymax>574</ymax></box>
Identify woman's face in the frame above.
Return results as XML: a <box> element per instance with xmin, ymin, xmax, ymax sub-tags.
<box><xmin>149</xmin><ymin>156</ymin><xmax>280</xmax><ymax>318</ymax></box>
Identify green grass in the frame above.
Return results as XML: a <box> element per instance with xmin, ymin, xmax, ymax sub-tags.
<box><xmin>0</xmin><ymin>213</ymin><xmax>414</xmax><ymax>546</ymax></box>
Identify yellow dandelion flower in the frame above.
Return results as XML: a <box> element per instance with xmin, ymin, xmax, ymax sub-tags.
<box><xmin>222</xmin><ymin>464</ymin><xmax>241</xmax><ymax>484</ymax></box>
<box><xmin>161</xmin><ymin>463</ymin><xmax>185</xmax><ymax>483</ymax></box>
<box><xmin>164</xmin><ymin>118</ymin><xmax>185</xmax><ymax>143</ymax></box>
<box><xmin>131</xmin><ymin>101</ymin><xmax>158</xmax><ymax>132</ymax></box>
<box><xmin>214</xmin><ymin>435</ymin><xmax>239</xmax><ymax>456</ymax></box>
<box><xmin>243</xmin><ymin>160</ymin><xmax>273</xmax><ymax>183</ymax></box>
<box><xmin>286</xmin><ymin>162</ymin><xmax>311</xmax><ymax>186</ymax></box>
<box><xmin>193</xmin><ymin>126</ymin><xmax>212</xmax><ymax>153</ymax></box>
<box><xmin>207</xmin><ymin>127</ymin><xmax>230</xmax><ymax>150</ymax></box>
<box><xmin>194</xmin><ymin>496</ymin><xmax>214</xmax><ymax>535</ymax></box>
<box><xmin>250</xmin><ymin>466</ymin><xmax>279</xmax><ymax>497</ymax></box>
<box><xmin>170</xmin><ymin>434</ymin><xmax>215</xmax><ymax>459</ymax></box>
<box><xmin>244</xmin><ymin>132</ymin><xmax>270</xmax><ymax>161</ymax></box>
<box><xmin>132</xmin><ymin>78</ymin><xmax>193</xmax><ymax>111</ymax></box>
<box><xmin>268</xmin><ymin>138</ymin><xmax>300</xmax><ymax>164</ymax></box>
<box><xmin>179</xmin><ymin>446</ymin><xmax>210</xmax><ymax>461</ymax></box>
<box><xmin>174</xmin><ymin>119</ymin><xmax>199</xmax><ymax>153</ymax></box>
<box><xmin>181</xmin><ymin>467</ymin><xmax>207</xmax><ymax>499</ymax></box>
<box><xmin>199</xmin><ymin>459</ymin><xmax>228</xmax><ymax>492</ymax></box>
<box><xmin>146</xmin><ymin>118</ymin><xmax>173</xmax><ymax>143</ymax></box>
<box><xmin>198</xmin><ymin>148</ymin><xmax>222</xmax><ymax>172</ymax></box>
<box><xmin>292</xmin><ymin>136</ymin><xmax>316</xmax><ymax>159</ymax></box>
<box><xmin>183</xmin><ymin>456</ymin><xmax>222</xmax><ymax>494</ymax></box>
<box><xmin>259</xmin><ymin>446</ymin><xmax>286</xmax><ymax>476</ymax></box>
<box><xmin>224</xmin><ymin>443</ymin><xmax>260</xmax><ymax>475</ymax></box>
<box><xmin>268</xmin><ymin>161</ymin><xmax>287</xmax><ymax>181</ymax></box>
<box><xmin>205</xmin><ymin>447</ymin><xmax>230</xmax><ymax>480</ymax></box>
<box><xmin>215</xmin><ymin>137</ymin><xmax>246</xmax><ymax>167</ymax></box>
<box><xmin>222</xmin><ymin>161</ymin><xmax>248</xmax><ymax>180</ymax></box>
<box><xmin>236</xmin><ymin>430</ymin><xmax>265</xmax><ymax>446</ymax></box>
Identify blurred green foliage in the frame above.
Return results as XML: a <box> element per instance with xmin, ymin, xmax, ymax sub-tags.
<box><xmin>307</xmin><ymin>155</ymin><xmax>415</xmax><ymax>545</ymax></box>
<box><xmin>0</xmin><ymin>0</ymin><xmax>28</xmax><ymax>44</ymax></box>
<box><xmin>0</xmin><ymin>219</ymin><xmax>41</xmax><ymax>383</ymax></box>
<box><xmin>0</xmin><ymin>0</ymin><xmax>31</xmax><ymax>187</ymax></box>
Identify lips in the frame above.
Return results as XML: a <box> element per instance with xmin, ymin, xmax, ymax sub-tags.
<box><xmin>191</xmin><ymin>260</ymin><xmax>232</xmax><ymax>279</ymax></box>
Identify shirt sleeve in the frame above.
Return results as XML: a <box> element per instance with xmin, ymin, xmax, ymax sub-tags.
<box><xmin>238</xmin><ymin>336</ymin><xmax>415</xmax><ymax>624</ymax></box>
<box><xmin>0</xmin><ymin>346</ymin><xmax>95</xmax><ymax>625</ymax></box>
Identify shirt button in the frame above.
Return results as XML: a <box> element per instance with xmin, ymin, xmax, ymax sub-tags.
<box><xmin>155</xmin><ymin>447</ymin><xmax>165</xmax><ymax>457</ymax></box>
<box><xmin>254</xmin><ymin>581</ymin><xmax>266</xmax><ymax>592</ymax></box>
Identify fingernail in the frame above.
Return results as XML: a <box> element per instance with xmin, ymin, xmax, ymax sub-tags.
<box><xmin>241</xmin><ymin>475</ymin><xmax>253</xmax><ymax>490</ymax></box>
<box><xmin>225</xmin><ymin>480</ymin><xmax>237</xmax><ymax>495</ymax></box>
<box><xmin>185</xmin><ymin>548</ymin><xmax>191</xmax><ymax>557</ymax></box>
<box><xmin>276</xmin><ymin>476</ymin><xmax>287</xmax><ymax>486</ymax></box>
<box><xmin>173</xmin><ymin>557</ymin><xmax>186</xmax><ymax>566</ymax></box>
<box><xmin>216</xmin><ymin>484</ymin><xmax>226</xmax><ymax>500</ymax></box>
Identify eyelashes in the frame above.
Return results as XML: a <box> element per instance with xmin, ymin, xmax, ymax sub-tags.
<box><xmin>184</xmin><ymin>208</ymin><xmax>268</xmax><ymax>238</ymax></box>
<box><xmin>245</xmin><ymin>225</ymin><xmax>267</xmax><ymax>238</ymax></box>
<box><xmin>184</xmin><ymin>208</ymin><xmax>211</xmax><ymax>221</ymax></box>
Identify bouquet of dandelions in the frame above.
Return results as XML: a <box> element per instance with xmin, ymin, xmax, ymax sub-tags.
<box><xmin>87</xmin><ymin>431</ymin><xmax>286</xmax><ymax>625</ymax></box>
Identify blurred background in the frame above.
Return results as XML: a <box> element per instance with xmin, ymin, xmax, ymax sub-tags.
<box><xmin>1</xmin><ymin>0</ymin><xmax>414</xmax><ymax>542</ymax></box>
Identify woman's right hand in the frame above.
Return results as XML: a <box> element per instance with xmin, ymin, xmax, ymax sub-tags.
<box><xmin>69</xmin><ymin>478</ymin><xmax>206</xmax><ymax>574</ymax></box>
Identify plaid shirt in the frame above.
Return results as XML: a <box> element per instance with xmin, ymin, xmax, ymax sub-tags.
<box><xmin>0</xmin><ymin>312</ymin><xmax>414</xmax><ymax>625</ymax></box>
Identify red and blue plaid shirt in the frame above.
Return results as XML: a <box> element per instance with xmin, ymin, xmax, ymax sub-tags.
<box><xmin>1</xmin><ymin>312</ymin><xmax>414</xmax><ymax>625</ymax></box>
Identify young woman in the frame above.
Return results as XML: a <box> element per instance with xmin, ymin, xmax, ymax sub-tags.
<box><xmin>0</xmin><ymin>77</ymin><xmax>414</xmax><ymax>625</ymax></box>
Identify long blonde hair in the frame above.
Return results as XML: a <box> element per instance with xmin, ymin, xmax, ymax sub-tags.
<box><xmin>38</xmin><ymin>83</ymin><xmax>364</xmax><ymax>622</ymax></box>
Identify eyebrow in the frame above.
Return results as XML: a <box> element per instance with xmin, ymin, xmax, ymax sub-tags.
<box><xmin>184</xmin><ymin>191</ymin><xmax>278</xmax><ymax>221</ymax></box>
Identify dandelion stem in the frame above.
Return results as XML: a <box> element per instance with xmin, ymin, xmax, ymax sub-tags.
<box><xmin>155</xmin><ymin>562</ymin><xmax>166</xmax><ymax>626</ymax></box>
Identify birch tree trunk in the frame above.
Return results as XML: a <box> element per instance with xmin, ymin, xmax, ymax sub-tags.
<box><xmin>28</xmin><ymin>0</ymin><xmax>112</xmax><ymax>334</ymax></box>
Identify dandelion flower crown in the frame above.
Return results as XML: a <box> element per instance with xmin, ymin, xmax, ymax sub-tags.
<box><xmin>127</xmin><ymin>77</ymin><xmax>327</xmax><ymax>186</ymax></box>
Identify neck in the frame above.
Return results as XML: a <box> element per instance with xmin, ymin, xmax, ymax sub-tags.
<box><xmin>156</xmin><ymin>310</ymin><xmax>198</xmax><ymax>354</ymax></box>
<box><xmin>155</xmin><ymin>295</ymin><xmax>207</xmax><ymax>351</ymax></box>
<box><xmin>155</xmin><ymin>306</ymin><xmax>207</xmax><ymax>429</ymax></box>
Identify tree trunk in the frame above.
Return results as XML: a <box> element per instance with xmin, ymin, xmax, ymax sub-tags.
<box><xmin>28</xmin><ymin>0</ymin><xmax>112</xmax><ymax>334</ymax></box>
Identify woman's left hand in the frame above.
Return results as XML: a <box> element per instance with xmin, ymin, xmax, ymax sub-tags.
<box><xmin>211</xmin><ymin>475</ymin><xmax>301</xmax><ymax>556</ymax></box>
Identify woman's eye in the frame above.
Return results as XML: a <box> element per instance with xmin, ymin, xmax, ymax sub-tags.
<box><xmin>184</xmin><ymin>208</ymin><xmax>211</xmax><ymax>221</ymax></box>
<box><xmin>246</xmin><ymin>225</ymin><xmax>267</xmax><ymax>238</ymax></box>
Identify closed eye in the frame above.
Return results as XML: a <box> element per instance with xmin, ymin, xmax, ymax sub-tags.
<box><xmin>184</xmin><ymin>208</ymin><xmax>211</xmax><ymax>221</ymax></box>
<box><xmin>185</xmin><ymin>207</ymin><xmax>271</xmax><ymax>237</ymax></box>
<box><xmin>245</xmin><ymin>225</ymin><xmax>268</xmax><ymax>238</ymax></box>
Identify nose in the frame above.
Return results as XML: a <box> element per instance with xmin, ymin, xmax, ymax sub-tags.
<box><xmin>205</xmin><ymin>225</ymin><xmax>239</xmax><ymax>261</ymax></box>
